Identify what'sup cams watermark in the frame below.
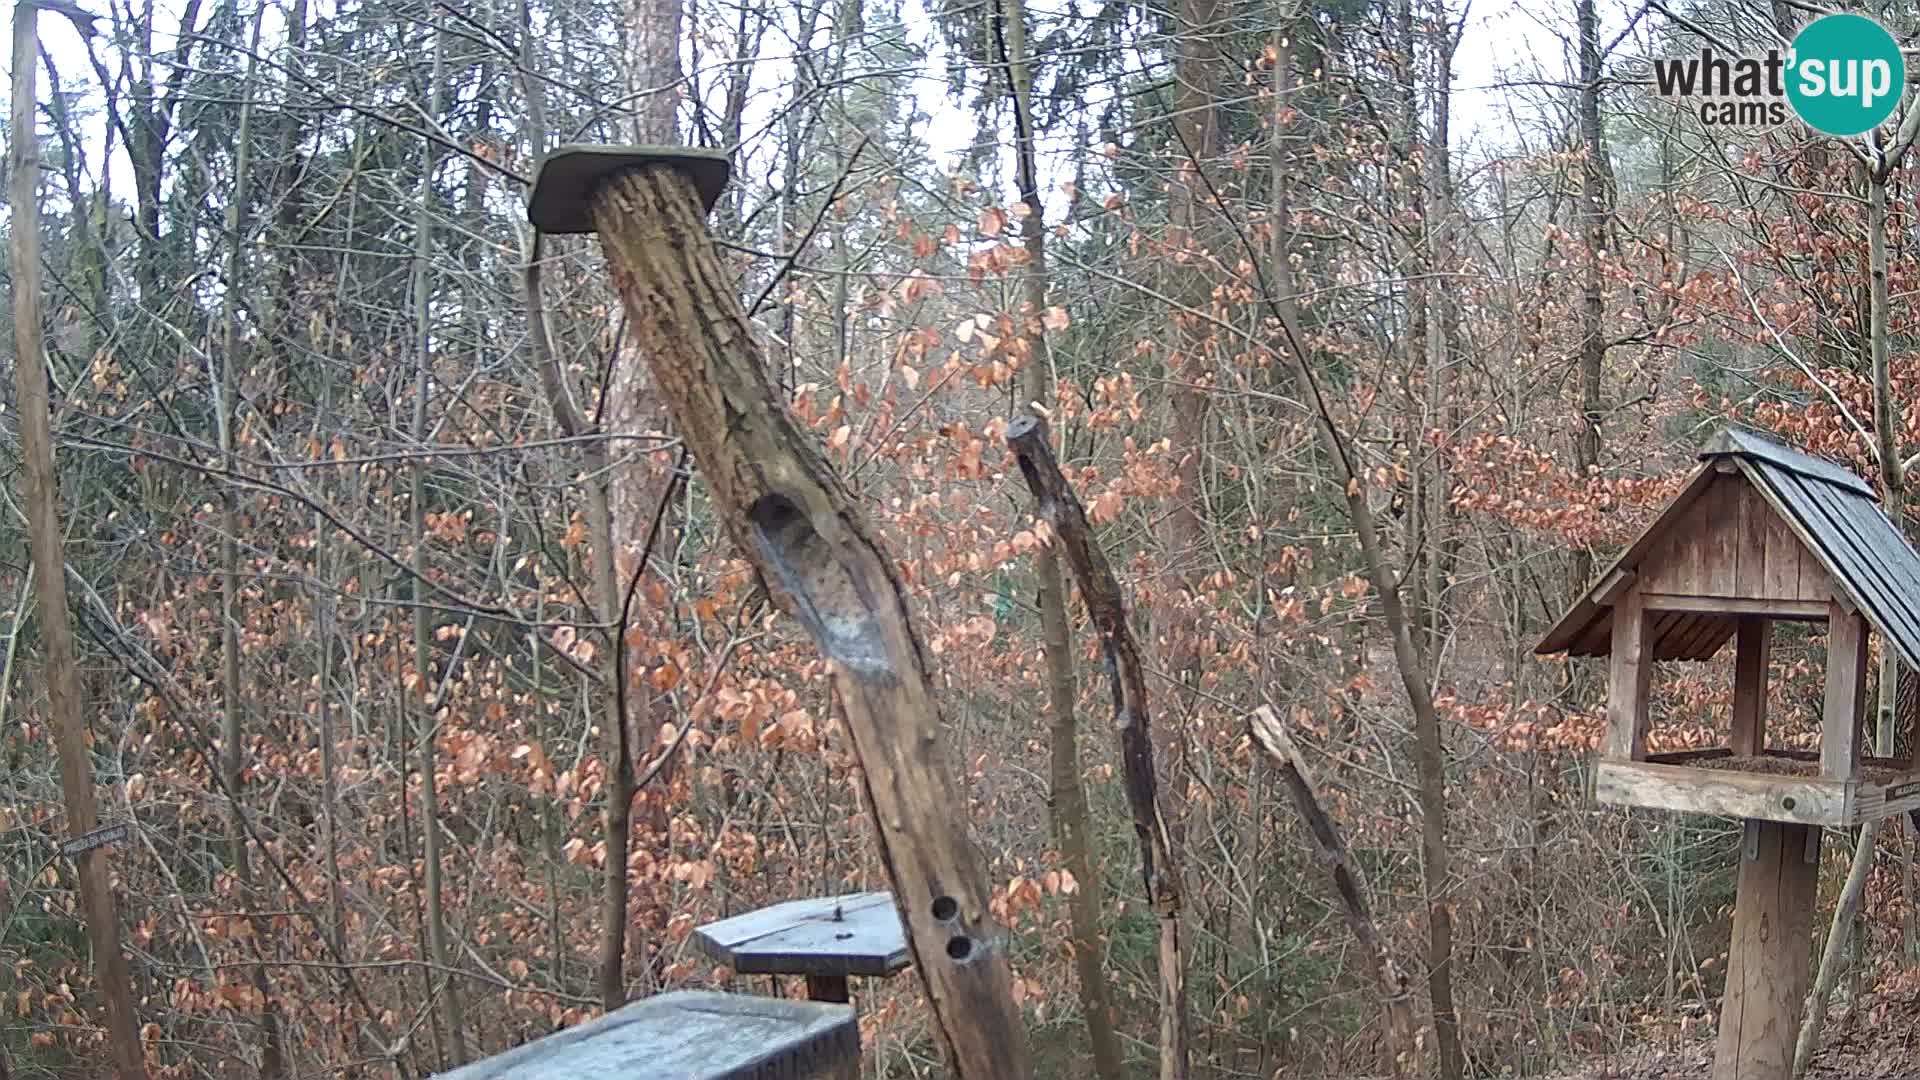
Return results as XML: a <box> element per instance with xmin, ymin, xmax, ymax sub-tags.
<box><xmin>1652</xmin><ymin>13</ymin><xmax>1905</xmax><ymax>136</ymax></box>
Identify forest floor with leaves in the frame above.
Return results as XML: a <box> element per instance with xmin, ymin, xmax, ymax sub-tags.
<box><xmin>1556</xmin><ymin>989</ymin><xmax>1920</xmax><ymax>1078</ymax></box>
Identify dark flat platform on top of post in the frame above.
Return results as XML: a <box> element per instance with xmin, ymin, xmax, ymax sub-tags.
<box><xmin>434</xmin><ymin>990</ymin><xmax>857</xmax><ymax>1079</ymax></box>
<box><xmin>526</xmin><ymin>144</ymin><xmax>730</xmax><ymax>234</ymax></box>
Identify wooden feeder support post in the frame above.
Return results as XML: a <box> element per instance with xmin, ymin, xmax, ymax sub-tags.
<box><xmin>1715</xmin><ymin>819</ymin><xmax>1819</xmax><ymax>1080</ymax></box>
<box><xmin>527</xmin><ymin>147</ymin><xmax>1033</xmax><ymax>1079</ymax></box>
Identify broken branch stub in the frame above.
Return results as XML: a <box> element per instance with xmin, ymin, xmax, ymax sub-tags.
<box><xmin>535</xmin><ymin>151</ymin><xmax>1032</xmax><ymax>1079</ymax></box>
<box><xmin>1249</xmin><ymin>706</ymin><xmax>1417</xmax><ymax>1075</ymax></box>
<box><xmin>1005</xmin><ymin>413</ymin><xmax>1190</xmax><ymax>1080</ymax></box>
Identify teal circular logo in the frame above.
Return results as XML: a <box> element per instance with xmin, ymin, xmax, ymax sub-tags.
<box><xmin>1787</xmin><ymin>14</ymin><xmax>1905</xmax><ymax>136</ymax></box>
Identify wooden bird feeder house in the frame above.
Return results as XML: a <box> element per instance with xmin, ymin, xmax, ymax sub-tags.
<box><xmin>1538</xmin><ymin>427</ymin><xmax>1920</xmax><ymax>1080</ymax></box>
<box><xmin>1539</xmin><ymin>427</ymin><xmax>1920</xmax><ymax>820</ymax></box>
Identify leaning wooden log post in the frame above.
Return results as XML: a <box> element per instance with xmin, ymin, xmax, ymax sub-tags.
<box><xmin>1249</xmin><ymin>706</ymin><xmax>1417</xmax><ymax>1075</ymax></box>
<box><xmin>1005</xmin><ymin>413</ymin><xmax>1190</xmax><ymax>1080</ymax></box>
<box><xmin>527</xmin><ymin>146</ymin><xmax>1032</xmax><ymax>1079</ymax></box>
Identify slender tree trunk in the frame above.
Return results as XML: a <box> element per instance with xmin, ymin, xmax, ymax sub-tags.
<box><xmin>516</xmin><ymin>24</ymin><xmax>641</xmax><ymax>1008</ymax></box>
<box><xmin>215</xmin><ymin>9</ymin><xmax>285</xmax><ymax>1073</ymax></box>
<box><xmin>1571</xmin><ymin>0</ymin><xmax>1606</xmax><ymax>595</ymax></box>
<box><xmin>586</xmin><ymin>447</ymin><xmax>633</xmax><ymax>1008</ymax></box>
<box><xmin>774</xmin><ymin>0</ymin><xmax>819</xmax><ymax>391</ymax></box>
<box><xmin>1423</xmin><ymin>11</ymin><xmax>1456</xmax><ymax>662</ymax></box>
<box><xmin>1161</xmin><ymin>0</ymin><xmax>1219</xmax><ymax>700</ymax></box>
<box><xmin>600</xmin><ymin>0</ymin><xmax>685</xmax><ymax>1006</ymax></box>
<box><xmin>9</xmin><ymin>7</ymin><xmax>149</xmax><ymax>1075</ymax></box>
<box><xmin>1795</xmin><ymin>818</ymin><xmax>1875</xmax><ymax>1076</ymax></box>
<box><xmin>1393</xmin><ymin>0</ymin><xmax>1432</xmax><ymax>650</ymax></box>
<box><xmin>409</xmin><ymin>20</ymin><xmax>468</xmax><ymax>1066</ymax></box>
<box><xmin>995</xmin><ymin>2</ymin><xmax>1122</xmax><ymax>1074</ymax></box>
<box><xmin>1265</xmin><ymin>234</ymin><xmax>1463</xmax><ymax>1080</ymax></box>
<box><xmin>312</xmin><ymin>390</ymin><xmax>351</xmax><ymax>1058</ymax></box>
<box><xmin>1801</xmin><ymin>152</ymin><xmax>1914</xmax><ymax>1068</ymax></box>
<box><xmin>1871</xmin><ymin>164</ymin><xmax>1903</xmax><ymax>762</ymax></box>
<box><xmin>315</xmin><ymin>472</ymin><xmax>345</xmax><ymax>959</ymax></box>
<box><xmin>1156</xmin><ymin>7</ymin><xmax>1216</xmax><ymax>1060</ymax></box>
<box><xmin>1267</xmin><ymin>23</ymin><xmax>1458</xmax><ymax>1075</ymax></box>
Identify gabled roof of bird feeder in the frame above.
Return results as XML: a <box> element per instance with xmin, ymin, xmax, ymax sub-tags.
<box><xmin>1537</xmin><ymin>427</ymin><xmax>1920</xmax><ymax>671</ymax></box>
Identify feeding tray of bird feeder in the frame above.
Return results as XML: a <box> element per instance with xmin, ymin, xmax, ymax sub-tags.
<box><xmin>693</xmin><ymin>891</ymin><xmax>910</xmax><ymax>1004</ymax></box>
<box><xmin>1538</xmin><ymin>426</ymin><xmax>1920</xmax><ymax>826</ymax></box>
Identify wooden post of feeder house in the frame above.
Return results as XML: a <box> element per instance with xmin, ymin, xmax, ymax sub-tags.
<box><xmin>526</xmin><ymin>146</ymin><xmax>1033</xmax><ymax>1080</ymax></box>
<box><xmin>1715</xmin><ymin>595</ymin><xmax>1818</xmax><ymax>1080</ymax></box>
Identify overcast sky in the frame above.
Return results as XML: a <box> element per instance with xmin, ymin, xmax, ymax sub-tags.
<box><xmin>4</xmin><ymin>0</ymin><xmax>1622</xmax><ymax>225</ymax></box>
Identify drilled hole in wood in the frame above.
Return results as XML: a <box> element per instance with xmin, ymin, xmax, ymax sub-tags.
<box><xmin>931</xmin><ymin>895</ymin><xmax>958</xmax><ymax>922</ymax></box>
<box><xmin>748</xmin><ymin>494</ymin><xmax>889</xmax><ymax>677</ymax></box>
<box><xmin>946</xmin><ymin>935</ymin><xmax>973</xmax><ymax>961</ymax></box>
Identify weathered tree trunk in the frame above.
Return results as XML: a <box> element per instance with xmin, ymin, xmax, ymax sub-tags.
<box><xmin>9</xmin><ymin>6</ymin><xmax>150</xmax><ymax>1076</ymax></box>
<box><xmin>995</xmin><ymin>0</ymin><xmax>1122</xmax><ymax>1074</ymax></box>
<box><xmin>1250</xmin><ymin>707</ymin><xmax>1417</xmax><ymax>1074</ymax></box>
<box><xmin>1006</xmin><ymin>415</ymin><xmax>1189</xmax><ymax>1080</ymax></box>
<box><xmin>564</xmin><ymin>160</ymin><xmax>1033</xmax><ymax>1078</ymax></box>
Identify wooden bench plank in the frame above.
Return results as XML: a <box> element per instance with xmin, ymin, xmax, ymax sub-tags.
<box><xmin>436</xmin><ymin>990</ymin><xmax>857</xmax><ymax>1079</ymax></box>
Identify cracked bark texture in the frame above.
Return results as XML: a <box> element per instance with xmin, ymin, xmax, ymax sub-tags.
<box><xmin>586</xmin><ymin>164</ymin><xmax>1034</xmax><ymax>1079</ymax></box>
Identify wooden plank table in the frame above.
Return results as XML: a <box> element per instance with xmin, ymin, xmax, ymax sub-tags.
<box><xmin>435</xmin><ymin>990</ymin><xmax>858</xmax><ymax>1079</ymax></box>
<box><xmin>693</xmin><ymin>891</ymin><xmax>910</xmax><ymax>1003</ymax></box>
